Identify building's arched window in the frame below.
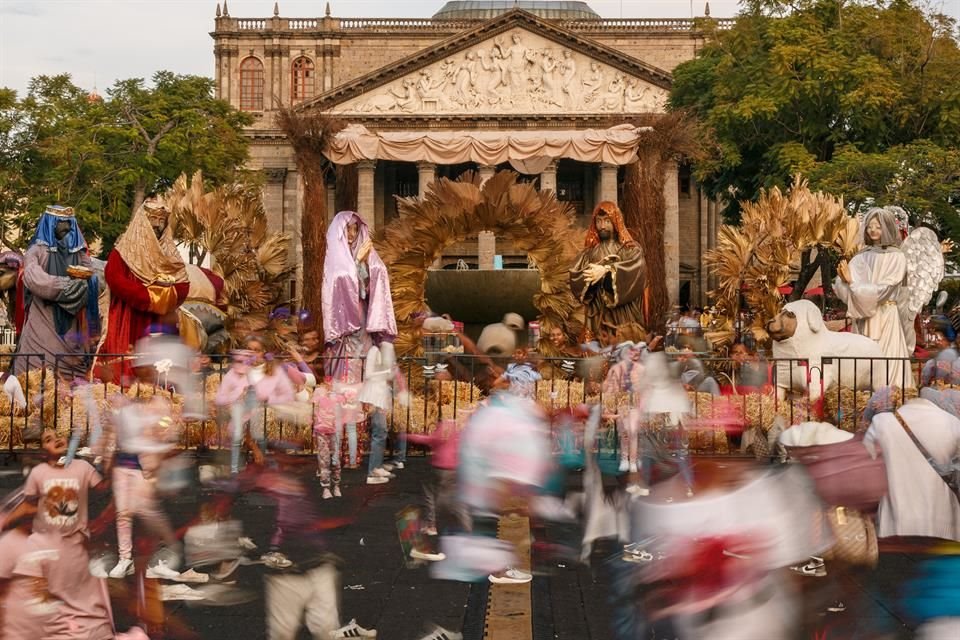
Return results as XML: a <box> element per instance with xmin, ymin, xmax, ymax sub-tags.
<box><xmin>291</xmin><ymin>57</ymin><xmax>315</xmax><ymax>104</ymax></box>
<box><xmin>239</xmin><ymin>57</ymin><xmax>264</xmax><ymax>111</ymax></box>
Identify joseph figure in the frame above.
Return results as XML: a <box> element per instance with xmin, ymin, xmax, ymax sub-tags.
<box><xmin>569</xmin><ymin>201</ymin><xmax>646</xmax><ymax>340</ymax></box>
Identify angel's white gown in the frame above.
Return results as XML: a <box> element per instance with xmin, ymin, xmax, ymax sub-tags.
<box><xmin>834</xmin><ymin>248</ymin><xmax>915</xmax><ymax>388</ymax></box>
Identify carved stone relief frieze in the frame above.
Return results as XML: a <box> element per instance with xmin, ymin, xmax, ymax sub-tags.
<box><xmin>331</xmin><ymin>29</ymin><xmax>668</xmax><ymax>116</ymax></box>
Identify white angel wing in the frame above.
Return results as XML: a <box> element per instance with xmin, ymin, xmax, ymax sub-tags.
<box><xmin>900</xmin><ymin>226</ymin><xmax>945</xmax><ymax>318</ymax></box>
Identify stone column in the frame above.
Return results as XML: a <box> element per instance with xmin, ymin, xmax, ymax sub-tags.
<box><xmin>539</xmin><ymin>160</ymin><xmax>557</xmax><ymax>193</ymax></box>
<box><xmin>663</xmin><ymin>161</ymin><xmax>681</xmax><ymax>306</ymax></box>
<box><xmin>698</xmin><ymin>184</ymin><xmax>709</xmax><ymax>305</ymax></box>
<box><xmin>599</xmin><ymin>163</ymin><xmax>619</xmax><ymax>206</ymax></box>
<box><xmin>417</xmin><ymin>161</ymin><xmax>436</xmax><ymax>198</ymax></box>
<box><xmin>478</xmin><ymin>231</ymin><xmax>496</xmax><ymax>270</ymax></box>
<box><xmin>478</xmin><ymin>165</ymin><xmax>496</xmax><ymax>185</ymax></box>
<box><xmin>356</xmin><ymin>160</ymin><xmax>377</xmax><ymax>230</ymax></box>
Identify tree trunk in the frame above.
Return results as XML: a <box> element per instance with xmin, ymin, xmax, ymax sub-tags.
<box><xmin>789</xmin><ymin>248</ymin><xmax>821</xmax><ymax>302</ymax></box>
<box><xmin>133</xmin><ymin>182</ymin><xmax>146</xmax><ymax>214</ymax></box>
<box><xmin>623</xmin><ymin>155</ymin><xmax>669</xmax><ymax>333</ymax></box>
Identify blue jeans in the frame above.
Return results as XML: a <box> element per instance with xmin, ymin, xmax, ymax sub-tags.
<box><xmin>603</xmin><ymin>549</ymin><xmax>648</xmax><ymax>640</ymax></box>
<box><xmin>367</xmin><ymin>409</ymin><xmax>387</xmax><ymax>474</ymax></box>
<box><xmin>230</xmin><ymin>391</ymin><xmax>265</xmax><ymax>474</ymax></box>
<box><xmin>392</xmin><ymin>430</ymin><xmax>407</xmax><ymax>464</ymax></box>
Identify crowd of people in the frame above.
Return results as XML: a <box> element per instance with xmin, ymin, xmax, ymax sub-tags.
<box><xmin>1</xmin><ymin>202</ymin><xmax>960</xmax><ymax>640</ymax></box>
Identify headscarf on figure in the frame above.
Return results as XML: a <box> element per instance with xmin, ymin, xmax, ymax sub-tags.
<box><xmin>22</xmin><ymin>205</ymin><xmax>98</xmax><ymax>337</ymax></box>
<box><xmin>13</xmin><ymin>205</ymin><xmax>98</xmax><ymax>376</ymax></box>
<box><xmin>321</xmin><ymin>211</ymin><xmax>396</xmax><ymax>346</ymax></box>
<box><xmin>859</xmin><ymin>207</ymin><xmax>905</xmax><ymax>251</ymax></box>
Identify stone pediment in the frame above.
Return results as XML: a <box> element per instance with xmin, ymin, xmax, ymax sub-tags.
<box><xmin>304</xmin><ymin>9</ymin><xmax>671</xmax><ymax>117</ymax></box>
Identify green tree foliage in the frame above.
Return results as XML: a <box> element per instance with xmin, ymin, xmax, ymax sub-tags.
<box><xmin>0</xmin><ymin>72</ymin><xmax>251</xmax><ymax>251</ymax></box>
<box><xmin>672</xmin><ymin>0</ymin><xmax>960</xmax><ymax>236</ymax></box>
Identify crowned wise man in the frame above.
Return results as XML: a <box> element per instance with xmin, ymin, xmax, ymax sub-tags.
<box><xmin>97</xmin><ymin>197</ymin><xmax>190</xmax><ymax>382</ymax></box>
<box><xmin>14</xmin><ymin>205</ymin><xmax>98</xmax><ymax>376</ymax></box>
<box><xmin>569</xmin><ymin>201</ymin><xmax>647</xmax><ymax>341</ymax></box>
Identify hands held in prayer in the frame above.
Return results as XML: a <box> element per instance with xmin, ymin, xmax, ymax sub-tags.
<box><xmin>584</xmin><ymin>263</ymin><xmax>608</xmax><ymax>285</ymax></box>
<box><xmin>837</xmin><ymin>259</ymin><xmax>852</xmax><ymax>285</ymax></box>
<box><xmin>357</xmin><ymin>239</ymin><xmax>373</xmax><ymax>263</ymax></box>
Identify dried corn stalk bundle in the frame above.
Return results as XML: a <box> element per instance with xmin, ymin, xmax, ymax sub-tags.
<box><xmin>534</xmin><ymin>381</ymin><xmax>597</xmax><ymax>408</ymax></box>
<box><xmin>391</xmin><ymin>394</ymin><xmax>480</xmax><ymax>434</ymax></box>
<box><xmin>821</xmin><ymin>386</ymin><xmax>917</xmax><ymax>432</ymax></box>
<box><xmin>689</xmin><ymin>391</ymin><xmax>814</xmax><ymax>433</ymax></box>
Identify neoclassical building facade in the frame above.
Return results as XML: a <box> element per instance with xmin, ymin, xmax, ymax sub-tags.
<box><xmin>211</xmin><ymin>0</ymin><xmax>727</xmax><ymax>307</ymax></box>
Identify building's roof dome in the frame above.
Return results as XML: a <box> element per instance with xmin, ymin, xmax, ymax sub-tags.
<box><xmin>433</xmin><ymin>1</ymin><xmax>600</xmax><ymax>21</ymax></box>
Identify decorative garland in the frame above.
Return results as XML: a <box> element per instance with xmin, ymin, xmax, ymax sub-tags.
<box><xmin>375</xmin><ymin>171</ymin><xmax>583</xmax><ymax>358</ymax></box>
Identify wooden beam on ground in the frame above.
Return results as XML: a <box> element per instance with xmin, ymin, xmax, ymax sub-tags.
<box><xmin>484</xmin><ymin>512</ymin><xmax>533</xmax><ymax>640</ymax></box>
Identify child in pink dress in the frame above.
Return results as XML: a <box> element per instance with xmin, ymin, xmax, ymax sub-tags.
<box><xmin>602</xmin><ymin>341</ymin><xmax>647</xmax><ymax>473</ymax></box>
<box><xmin>215</xmin><ymin>336</ymin><xmax>303</xmax><ymax>473</ymax></box>
<box><xmin>312</xmin><ymin>380</ymin><xmax>343</xmax><ymax>499</ymax></box>
<box><xmin>335</xmin><ymin>381</ymin><xmax>362</xmax><ymax>468</ymax></box>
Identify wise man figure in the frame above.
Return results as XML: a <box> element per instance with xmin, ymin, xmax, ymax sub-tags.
<box><xmin>14</xmin><ymin>205</ymin><xmax>98</xmax><ymax>376</ymax></box>
<box><xmin>97</xmin><ymin>197</ymin><xmax>190</xmax><ymax>382</ymax></box>
<box><xmin>569</xmin><ymin>201</ymin><xmax>647</xmax><ymax>341</ymax></box>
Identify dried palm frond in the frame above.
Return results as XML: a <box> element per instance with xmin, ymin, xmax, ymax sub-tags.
<box><xmin>378</xmin><ymin>172</ymin><xmax>581</xmax><ymax>358</ymax></box>
<box><xmin>166</xmin><ymin>172</ymin><xmax>294</xmax><ymax>349</ymax></box>
<box><xmin>705</xmin><ymin>176</ymin><xmax>853</xmax><ymax>339</ymax></box>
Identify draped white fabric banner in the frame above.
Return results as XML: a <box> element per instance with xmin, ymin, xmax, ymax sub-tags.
<box><xmin>324</xmin><ymin>124</ymin><xmax>649</xmax><ymax>166</ymax></box>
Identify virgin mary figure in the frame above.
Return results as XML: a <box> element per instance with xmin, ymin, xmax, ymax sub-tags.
<box><xmin>321</xmin><ymin>211</ymin><xmax>397</xmax><ymax>382</ymax></box>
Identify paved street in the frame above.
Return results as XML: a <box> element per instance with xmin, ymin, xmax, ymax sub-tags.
<box><xmin>1</xmin><ymin>454</ymin><xmax>923</xmax><ymax>639</ymax></box>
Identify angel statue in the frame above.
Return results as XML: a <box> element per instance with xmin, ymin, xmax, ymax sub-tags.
<box><xmin>835</xmin><ymin>206</ymin><xmax>949</xmax><ymax>388</ymax></box>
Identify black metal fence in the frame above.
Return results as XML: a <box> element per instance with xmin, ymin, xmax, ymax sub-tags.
<box><xmin>0</xmin><ymin>350</ymin><xmax>925</xmax><ymax>458</ymax></box>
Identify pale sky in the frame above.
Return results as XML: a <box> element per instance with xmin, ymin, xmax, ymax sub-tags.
<box><xmin>1</xmin><ymin>0</ymin><xmax>958</xmax><ymax>95</ymax></box>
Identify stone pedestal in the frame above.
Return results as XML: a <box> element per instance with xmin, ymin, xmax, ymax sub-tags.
<box><xmin>540</xmin><ymin>160</ymin><xmax>557</xmax><ymax>193</ymax></box>
<box><xmin>478</xmin><ymin>231</ymin><xmax>496</xmax><ymax>270</ymax></box>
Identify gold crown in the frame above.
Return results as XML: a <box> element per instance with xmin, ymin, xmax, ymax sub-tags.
<box><xmin>143</xmin><ymin>198</ymin><xmax>169</xmax><ymax>213</ymax></box>
<box><xmin>44</xmin><ymin>205</ymin><xmax>75</xmax><ymax>218</ymax></box>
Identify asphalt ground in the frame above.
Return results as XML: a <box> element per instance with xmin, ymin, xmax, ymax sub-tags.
<box><xmin>0</xmin><ymin>453</ymin><xmax>926</xmax><ymax>640</ymax></box>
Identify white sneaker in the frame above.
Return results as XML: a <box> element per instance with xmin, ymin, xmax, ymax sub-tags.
<box><xmin>109</xmin><ymin>558</ymin><xmax>134</xmax><ymax>578</ymax></box>
<box><xmin>174</xmin><ymin>568</ymin><xmax>210</xmax><ymax>584</ymax></box>
<box><xmin>418</xmin><ymin>625</ymin><xmax>463</xmax><ymax>640</ymax></box>
<box><xmin>366</xmin><ymin>475</ymin><xmax>389</xmax><ymax>485</ymax></box>
<box><xmin>628</xmin><ymin>461</ymin><xmax>638</xmax><ymax>473</ymax></box>
<box><xmin>618</xmin><ymin>459</ymin><xmax>629</xmax><ymax>472</ymax></box>
<box><xmin>146</xmin><ymin>559</ymin><xmax>181</xmax><ymax>580</ymax></box>
<box><xmin>261</xmin><ymin>551</ymin><xmax>293</xmax><ymax>569</ymax></box>
<box><xmin>237</xmin><ymin>537</ymin><xmax>258</xmax><ymax>551</ymax></box>
<box><xmin>488</xmin><ymin>567</ymin><xmax>533</xmax><ymax>584</ymax></box>
<box><xmin>625</xmin><ymin>483</ymin><xmax>650</xmax><ymax>497</ymax></box>
<box><xmin>160</xmin><ymin>584</ymin><xmax>205</xmax><ymax>601</ymax></box>
<box><xmin>371</xmin><ymin>467</ymin><xmax>395</xmax><ymax>479</ymax></box>
<box><xmin>329</xmin><ymin>618</ymin><xmax>377</xmax><ymax>638</ymax></box>
<box><xmin>322</xmin><ymin>487</ymin><xmax>333</xmax><ymax>500</ymax></box>
<box><xmin>410</xmin><ymin>547</ymin><xmax>446</xmax><ymax>562</ymax></box>
<box><xmin>391</xmin><ymin>461</ymin><xmax>405</xmax><ymax>470</ymax></box>
<box><xmin>333</xmin><ymin>485</ymin><xmax>342</xmax><ymax>497</ymax></box>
